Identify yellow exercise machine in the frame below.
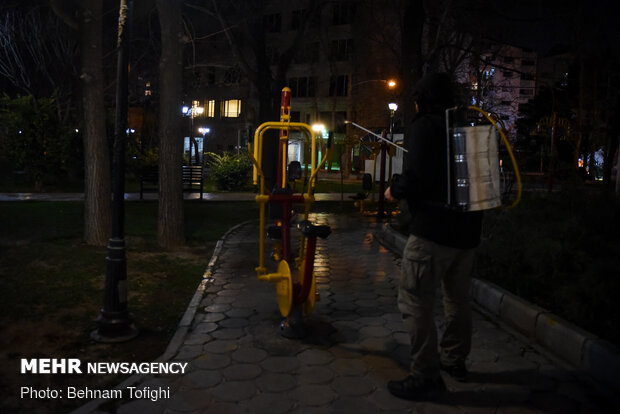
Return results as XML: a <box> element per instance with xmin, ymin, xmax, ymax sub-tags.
<box><xmin>248</xmin><ymin>87</ymin><xmax>332</xmax><ymax>338</ymax></box>
<box><xmin>346</xmin><ymin>121</ymin><xmax>407</xmax><ymax>215</ymax></box>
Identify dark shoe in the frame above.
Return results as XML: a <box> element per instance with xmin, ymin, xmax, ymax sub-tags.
<box><xmin>387</xmin><ymin>375</ymin><xmax>446</xmax><ymax>401</ymax></box>
<box><xmin>440</xmin><ymin>360</ymin><xmax>468</xmax><ymax>382</ymax></box>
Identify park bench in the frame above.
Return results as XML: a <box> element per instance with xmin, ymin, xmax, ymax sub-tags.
<box><xmin>182</xmin><ymin>165</ymin><xmax>204</xmax><ymax>199</ymax></box>
<box><xmin>139</xmin><ymin>165</ymin><xmax>204</xmax><ymax>200</ymax></box>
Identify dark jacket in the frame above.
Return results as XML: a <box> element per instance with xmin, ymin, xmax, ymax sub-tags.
<box><xmin>390</xmin><ymin>73</ymin><xmax>482</xmax><ymax>249</ymax></box>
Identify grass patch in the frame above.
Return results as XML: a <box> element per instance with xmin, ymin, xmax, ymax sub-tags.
<box><xmin>476</xmin><ymin>190</ymin><xmax>620</xmax><ymax>347</ymax></box>
<box><xmin>0</xmin><ymin>198</ymin><xmax>361</xmax><ymax>412</ymax></box>
<box><xmin>0</xmin><ymin>200</ymin><xmax>259</xmax><ymax>413</ymax></box>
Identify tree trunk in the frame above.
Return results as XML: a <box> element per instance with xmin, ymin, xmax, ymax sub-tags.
<box><xmin>616</xmin><ymin>137</ymin><xmax>620</xmax><ymax>198</ymax></box>
<box><xmin>156</xmin><ymin>0</ymin><xmax>185</xmax><ymax>247</ymax></box>
<box><xmin>400</xmin><ymin>0</ymin><xmax>425</xmax><ymax>171</ymax></box>
<box><xmin>79</xmin><ymin>0</ymin><xmax>111</xmax><ymax>246</ymax></box>
<box><xmin>258</xmin><ymin>80</ymin><xmax>280</xmax><ymax>191</ymax></box>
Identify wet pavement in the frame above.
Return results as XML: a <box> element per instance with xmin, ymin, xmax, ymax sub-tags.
<box><xmin>0</xmin><ymin>192</ymin><xmax>354</xmax><ymax>202</ymax></box>
<box><xmin>72</xmin><ymin>213</ymin><xmax>614</xmax><ymax>413</ymax></box>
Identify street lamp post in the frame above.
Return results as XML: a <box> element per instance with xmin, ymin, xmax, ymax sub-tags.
<box><xmin>311</xmin><ymin>123</ymin><xmax>325</xmax><ymax>185</ymax></box>
<box><xmin>183</xmin><ymin>102</ymin><xmax>204</xmax><ymax>164</ymax></box>
<box><xmin>388</xmin><ymin>102</ymin><xmax>398</xmax><ymax>140</ymax></box>
<box><xmin>92</xmin><ymin>0</ymin><xmax>137</xmax><ymax>343</ymax></box>
<box><xmin>347</xmin><ymin>78</ymin><xmax>397</xmax><ymax>178</ymax></box>
<box><xmin>387</xmin><ymin>102</ymin><xmax>398</xmax><ymax>202</ymax></box>
<box><xmin>199</xmin><ymin>127</ymin><xmax>210</xmax><ymax>159</ymax></box>
<box><xmin>377</xmin><ymin>129</ymin><xmax>388</xmax><ymax>219</ymax></box>
<box><xmin>377</xmin><ymin>103</ymin><xmax>398</xmax><ymax>219</ymax></box>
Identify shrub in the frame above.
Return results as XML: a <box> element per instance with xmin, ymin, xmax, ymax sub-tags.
<box><xmin>0</xmin><ymin>95</ymin><xmax>81</xmax><ymax>189</ymax></box>
<box><xmin>206</xmin><ymin>151</ymin><xmax>252</xmax><ymax>191</ymax></box>
<box><xmin>476</xmin><ymin>190</ymin><xmax>620</xmax><ymax>347</ymax></box>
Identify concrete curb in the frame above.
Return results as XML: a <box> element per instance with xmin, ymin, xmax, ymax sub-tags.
<box><xmin>71</xmin><ymin>221</ymin><xmax>251</xmax><ymax>414</ymax></box>
<box><xmin>378</xmin><ymin>222</ymin><xmax>620</xmax><ymax>395</ymax></box>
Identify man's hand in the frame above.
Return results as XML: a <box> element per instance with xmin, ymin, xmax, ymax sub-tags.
<box><xmin>384</xmin><ymin>186</ymin><xmax>397</xmax><ymax>202</ymax></box>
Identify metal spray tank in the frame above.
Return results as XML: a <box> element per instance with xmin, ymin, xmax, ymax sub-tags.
<box><xmin>445</xmin><ymin>106</ymin><xmax>521</xmax><ymax>211</ymax></box>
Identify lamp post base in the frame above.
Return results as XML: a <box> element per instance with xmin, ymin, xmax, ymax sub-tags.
<box><xmin>90</xmin><ymin>312</ymin><xmax>139</xmax><ymax>343</ymax></box>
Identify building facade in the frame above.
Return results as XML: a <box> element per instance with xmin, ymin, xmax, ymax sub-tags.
<box><xmin>177</xmin><ymin>1</ymin><xmax>572</xmax><ymax>170</ymax></box>
<box><xmin>185</xmin><ymin>0</ymin><xmax>400</xmax><ymax>173</ymax></box>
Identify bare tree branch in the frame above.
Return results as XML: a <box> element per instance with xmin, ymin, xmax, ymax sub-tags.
<box><xmin>210</xmin><ymin>0</ymin><xmax>259</xmax><ymax>85</ymax></box>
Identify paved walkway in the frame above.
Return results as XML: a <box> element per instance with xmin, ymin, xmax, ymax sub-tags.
<box><xmin>73</xmin><ymin>214</ymin><xmax>613</xmax><ymax>413</ymax></box>
<box><xmin>0</xmin><ymin>192</ymin><xmax>356</xmax><ymax>202</ymax></box>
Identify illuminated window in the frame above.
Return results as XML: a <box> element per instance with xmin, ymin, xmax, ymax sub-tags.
<box><xmin>221</xmin><ymin>99</ymin><xmax>241</xmax><ymax>118</ymax></box>
<box><xmin>205</xmin><ymin>100</ymin><xmax>215</xmax><ymax>117</ymax></box>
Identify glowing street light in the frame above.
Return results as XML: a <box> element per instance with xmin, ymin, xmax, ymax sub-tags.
<box><xmin>311</xmin><ymin>123</ymin><xmax>325</xmax><ymax>133</ymax></box>
<box><xmin>181</xmin><ymin>102</ymin><xmax>204</xmax><ymax>118</ymax></box>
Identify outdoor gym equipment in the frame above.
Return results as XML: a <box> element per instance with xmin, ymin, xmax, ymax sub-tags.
<box><xmin>346</xmin><ymin>121</ymin><xmax>406</xmax><ymax>215</ymax></box>
<box><xmin>248</xmin><ymin>87</ymin><xmax>331</xmax><ymax>338</ymax></box>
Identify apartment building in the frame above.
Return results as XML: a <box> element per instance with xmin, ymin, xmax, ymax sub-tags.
<box><xmin>464</xmin><ymin>44</ymin><xmax>538</xmax><ymax>140</ymax></box>
<box><xmin>182</xmin><ymin>1</ymin><xmax>561</xmax><ymax>169</ymax></box>
<box><xmin>186</xmin><ymin>0</ymin><xmax>399</xmax><ymax>172</ymax></box>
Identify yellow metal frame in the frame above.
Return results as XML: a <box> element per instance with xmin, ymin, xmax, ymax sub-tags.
<box><xmin>247</xmin><ymin>121</ymin><xmax>330</xmax><ymax>281</ymax></box>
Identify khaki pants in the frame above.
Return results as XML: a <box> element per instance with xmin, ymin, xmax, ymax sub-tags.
<box><xmin>398</xmin><ymin>234</ymin><xmax>476</xmax><ymax>379</ymax></box>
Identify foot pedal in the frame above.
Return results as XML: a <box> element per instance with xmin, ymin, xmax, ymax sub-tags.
<box><xmin>297</xmin><ymin>220</ymin><xmax>331</xmax><ymax>239</ymax></box>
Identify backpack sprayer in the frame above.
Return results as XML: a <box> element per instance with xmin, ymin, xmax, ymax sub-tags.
<box><xmin>446</xmin><ymin>106</ymin><xmax>521</xmax><ymax>211</ymax></box>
